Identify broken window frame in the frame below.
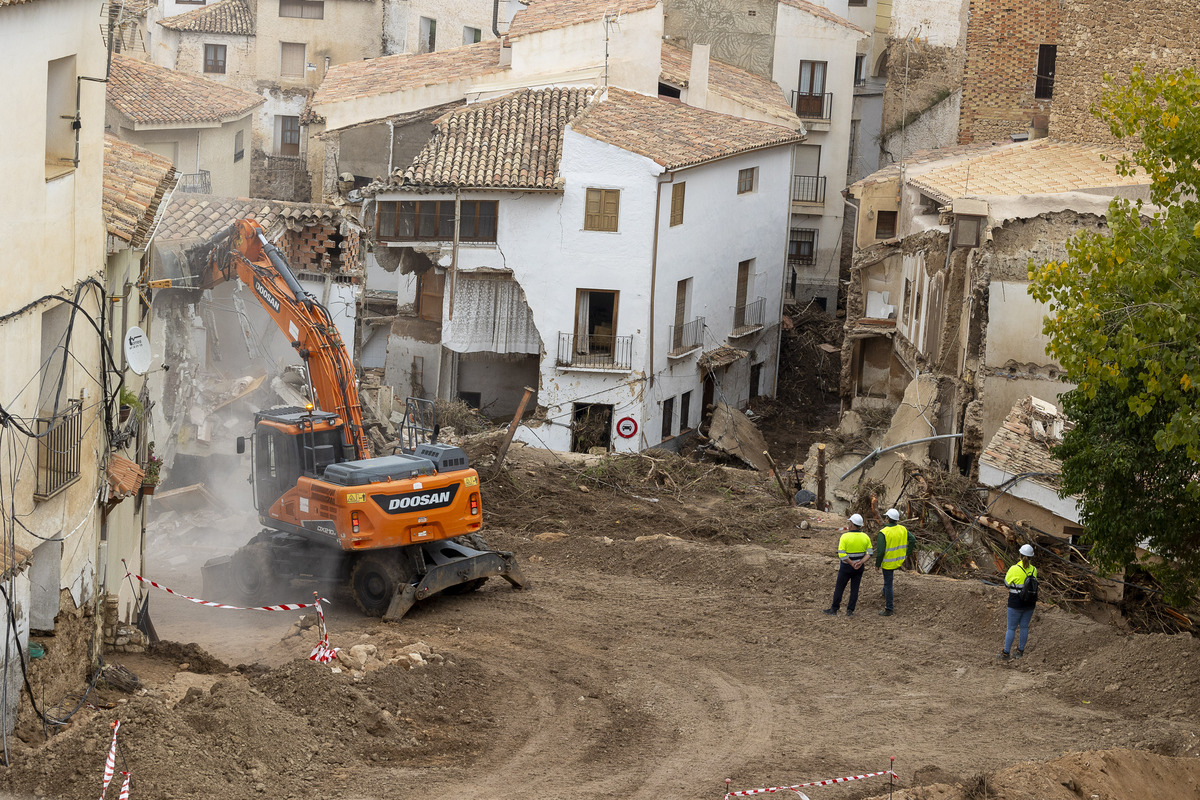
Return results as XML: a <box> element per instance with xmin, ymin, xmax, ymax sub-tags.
<box><xmin>874</xmin><ymin>210</ymin><xmax>897</xmax><ymax>239</ymax></box>
<box><xmin>375</xmin><ymin>200</ymin><xmax>498</xmax><ymax>243</ymax></box>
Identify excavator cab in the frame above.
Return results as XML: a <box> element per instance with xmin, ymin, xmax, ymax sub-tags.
<box><xmin>247</xmin><ymin>408</ymin><xmax>347</xmax><ymax>512</ymax></box>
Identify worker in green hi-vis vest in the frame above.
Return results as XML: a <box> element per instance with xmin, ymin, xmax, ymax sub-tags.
<box><xmin>875</xmin><ymin>508</ymin><xmax>909</xmax><ymax>616</ymax></box>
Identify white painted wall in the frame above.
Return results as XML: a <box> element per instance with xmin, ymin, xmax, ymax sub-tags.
<box><xmin>985</xmin><ymin>281</ymin><xmax>1057</xmax><ymax>367</ymax></box>
<box><xmin>889</xmin><ymin>0</ymin><xmax>967</xmax><ymax>49</ymax></box>
<box><xmin>383</xmin><ymin>0</ymin><xmax>499</xmax><ymax>55</ymax></box>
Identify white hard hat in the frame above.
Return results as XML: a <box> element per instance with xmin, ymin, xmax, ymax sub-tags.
<box><xmin>1019</xmin><ymin>544</ymin><xmax>1035</xmax><ymax>557</ymax></box>
<box><xmin>849</xmin><ymin>513</ymin><xmax>864</xmax><ymax>527</ymax></box>
<box><xmin>885</xmin><ymin>508</ymin><xmax>901</xmax><ymax>521</ymax></box>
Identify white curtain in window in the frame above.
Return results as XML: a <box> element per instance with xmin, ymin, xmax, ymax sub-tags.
<box><xmin>575</xmin><ymin>289</ymin><xmax>590</xmax><ymax>355</ymax></box>
<box><xmin>443</xmin><ymin>274</ymin><xmax>540</xmax><ymax>355</ymax></box>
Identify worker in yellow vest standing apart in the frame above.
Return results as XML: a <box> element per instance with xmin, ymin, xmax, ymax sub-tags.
<box><xmin>1000</xmin><ymin>544</ymin><xmax>1038</xmax><ymax>660</ymax></box>
<box><xmin>822</xmin><ymin>514</ymin><xmax>873</xmax><ymax>617</ymax></box>
<box><xmin>875</xmin><ymin>508</ymin><xmax>909</xmax><ymax>616</ymax></box>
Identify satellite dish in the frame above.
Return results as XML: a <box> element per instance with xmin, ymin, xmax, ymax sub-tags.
<box><xmin>124</xmin><ymin>326</ymin><xmax>153</xmax><ymax>375</ymax></box>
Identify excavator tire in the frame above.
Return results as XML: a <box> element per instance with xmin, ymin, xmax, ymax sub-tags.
<box><xmin>351</xmin><ymin>552</ymin><xmax>406</xmax><ymax>617</ymax></box>
<box><xmin>440</xmin><ymin>534</ymin><xmax>490</xmax><ymax>595</ymax></box>
<box><xmin>229</xmin><ymin>540</ymin><xmax>282</xmax><ymax>605</ymax></box>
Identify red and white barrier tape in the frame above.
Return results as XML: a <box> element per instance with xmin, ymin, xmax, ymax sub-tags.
<box><xmin>725</xmin><ymin>769</ymin><xmax>898</xmax><ymax>798</ymax></box>
<box><xmin>98</xmin><ymin>719</ymin><xmax>120</xmax><ymax>800</ymax></box>
<box><xmin>118</xmin><ymin>772</ymin><xmax>131</xmax><ymax>800</ymax></box>
<box><xmin>125</xmin><ymin>569</ymin><xmax>340</xmax><ymax>664</ymax></box>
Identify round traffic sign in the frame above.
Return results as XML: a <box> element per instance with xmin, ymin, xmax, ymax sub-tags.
<box><xmin>616</xmin><ymin>417</ymin><xmax>638</xmax><ymax>438</ymax></box>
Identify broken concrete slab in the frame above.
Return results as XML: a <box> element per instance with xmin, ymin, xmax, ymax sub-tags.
<box><xmin>707</xmin><ymin>401</ymin><xmax>772</xmax><ymax>472</ymax></box>
<box><xmin>150</xmin><ymin>483</ymin><xmax>226</xmax><ymax>514</ymax></box>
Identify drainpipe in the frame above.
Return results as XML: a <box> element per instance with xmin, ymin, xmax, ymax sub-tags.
<box><xmin>649</xmin><ymin>171</ymin><xmax>676</xmax><ymax>390</ymax></box>
<box><xmin>492</xmin><ymin>0</ymin><xmax>501</xmax><ymax>36</ymax></box>
<box><xmin>386</xmin><ymin>120</ymin><xmax>396</xmax><ymax>177</ymax></box>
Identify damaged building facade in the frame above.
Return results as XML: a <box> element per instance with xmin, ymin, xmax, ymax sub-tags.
<box><xmin>365</xmin><ymin>86</ymin><xmax>800</xmax><ymax>453</ymax></box>
<box><xmin>840</xmin><ymin>139</ymin><xmax>1150</xmax><ymax>492</ymax></box>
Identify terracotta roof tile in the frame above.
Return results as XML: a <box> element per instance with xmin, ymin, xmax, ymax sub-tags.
<box><xmin>506</xmin><ymin>0</ymin><xmax>660</xmax><ymax>38</ymax></box>
<box><xmin>980</xmin><ymin>396</ymin><xmax>1075</xmax><ymax>493</ymax></box>
<box><xmin>908</xmin><ymin>139</ymin><xmax>1148</xmax><ymax>203</ymax></box>
<box><xmin>103</xmin><ymin>134</ymin><xmax>177</xmax><ymax>247</ymax></box>
<box><xmin>660</xmin><ymin>42</ymin><xmax>797</xmax><ymax>127</ymax></box>
<box><xmin>395</xmin><ymin>87</ymin><xmax>596</xmax><ymax>190</ymax></box>
<box><xmin>155</xmin><ymin>193</ymin><xmax>360</xmax><ymax>244</ymax></box>
<box><xmin>107</xmin><ymin>53</ymin><xmax>263</xmax><ymax>125</ymax></box>
<box><xmin>571</xmin><ymin>87</ymin><xmax>805</xmax><ymax>170</ymax></box>
<box><xmin>157</xmin><ymin>0</ymin><xmax>253</xmax><ymax>35</ymax></box>
<box><xmin>313</xmin><ymin>42</ymin><xmax>507</xmax><ymax>108</ymax></box>
<box><xmin>778</xmin><ymin>0</ymin><xmax>868</xmax><ymax>35</ymax></box>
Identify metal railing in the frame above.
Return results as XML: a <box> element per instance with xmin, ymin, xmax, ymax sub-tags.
<box><xmin>669</xmin><ymin>316</ymin><xmax>704</xmax><ymax>355</ymax></box>
<box><xmin>792</xmin><ymin>175</ymin><xmax>826</xmax><ymax>204</ymax></box>
<box><xmin>854</xmin><ymin>75</ymin><xmax>867</xmax><ymax>88</ymax></box>
<box><xmin>732</xmin><ymin>297</ymin><xmax>766</xmax><ymax>333</ymax></box>
<box><xmin>557</xmin><ymin>332</ymin><xmax>633</xmax><ymax>370</ymax></box>
<box><xmin>34</xmin><ymin>399</ymin><xmax>82</xmax><ymax>500</ymax></box>
<box><xmin>791</xmin><ymin>91</ymin><xmax>833</xmax><ymax>120</ymax></box>
<box><xmin>177</xmin><ymin>170</ymin><xmax>211</xmax><ymax>194</ymax></box>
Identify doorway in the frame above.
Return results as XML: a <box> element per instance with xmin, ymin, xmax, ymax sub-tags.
<box><xmin>571</xmin><ymin>403</ymin><xmax>613</xmax><ymax>453</ymax></box>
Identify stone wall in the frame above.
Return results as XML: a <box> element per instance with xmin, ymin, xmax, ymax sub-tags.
<box><xmin>251</xmin><ymin>152</ymin><xmax>313</xmax><ymax>202</ymax></box>
<box><xmin>1050</xmin><ymin>0</ymin><xmax>1200</xmax><ymax>143</ymax></box>
<box><xmin>957</xmin><ymin>0</ymin><xmax>1058</xmax><ymax>144</ymax></box>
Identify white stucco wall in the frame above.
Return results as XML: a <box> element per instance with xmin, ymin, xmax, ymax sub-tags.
<box><xmin>384</xmin><ymin>0</ymin><xmax>499</xmax><ymax>55</ymax></box>
<box><xmin>113</xmin><ymin>115</ymin><xmax>253</xmax><ymax>196</ymax></box>
<box><xmin>985</xmin><ymin>281</ymin><xmax>1057</xmax><ymax>367</ymax></box>
<box><xmin>888</xmin><ymin>0</ymin><xmax>967</xmax><ymax>49</ymax></box>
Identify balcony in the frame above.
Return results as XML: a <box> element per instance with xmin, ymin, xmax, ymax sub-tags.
<box><xmin>791</xmin><ymin>91</ymin><xmax>832</xmax><ymax>121</ymax></box>
<box><xmin>177</xmin><ymin>170</ymin><xmax>211</xmax><ymax>194</ymax></box>
<box><xmin>668</xmin><ymin>316</ymin><xmax>704</xmax><ymax>357</ymax></box>
<box><xmin>730</xmin><ymin>297</ymin><xmax>766</xmax><ymax>338</ymax></box>
<box><xmin>557</xmin><ymin>332</ymin><xmax>633</xmax><ymax>371</ymax></box>
<box><xmin>792</xmin><ymin>175</ymin><xmax>826</xmax><ymax>206</ymax></box>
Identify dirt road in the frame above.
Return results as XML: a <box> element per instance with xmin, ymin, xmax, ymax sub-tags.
<box><xmin>2</xmin><ymin>449</ymin><xmax>1199</xmax><ymax>799</ymax></box>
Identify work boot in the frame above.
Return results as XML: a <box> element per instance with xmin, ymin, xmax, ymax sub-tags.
<box><xmin>822</xmin><ymin>608</ymin><xmax>837</xmax><ymax>616</ymax></box>
<box><xmin>846</xmin><ymin>611</ymin><xmax>855</xmax><ymax>617</ymax></box>
<box><xmin>998</xmin><ymin>651</ymin><xmax>1010</xmax><ymax>661</ymax></box>
<box><xmin>1015</xmin><ymin>649</ymin><xmax>1024</xmax><ymax>659</ymax></box>
<box><xmin>878</xmin><ymin>609</ymin><xmax>893</xmax><ymax>616</ymax></box>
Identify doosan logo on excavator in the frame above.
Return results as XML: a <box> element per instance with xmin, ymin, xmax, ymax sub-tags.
<box><xmin>254</xmin><ymin>278</ymin><xmax>281</xmax><ymax>313</ymax></box>
<box><xmin>372</xmin><ymin>484</ymin><xmax>459</xmax><ymax>514</ymax></box>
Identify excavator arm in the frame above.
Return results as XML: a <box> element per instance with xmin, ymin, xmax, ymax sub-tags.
<box><xmin>186</xmin><ymin>219</ymin><xmax>371</xmax><ymax>459</ymax></box>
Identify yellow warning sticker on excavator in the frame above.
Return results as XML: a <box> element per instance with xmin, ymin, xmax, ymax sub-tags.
<box><xmin>346</xmin><ymin>492</ymin><xmax>366</xmax><ymax>503</ymax></box>
<box><xmin>465</xmin><ymin>476</ymin><xmax>478</xmax><ymax>487</ymax></box>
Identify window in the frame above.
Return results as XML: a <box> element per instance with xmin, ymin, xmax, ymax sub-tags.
<box><xmin>737</xmin><ymin>167</ymin><xmax>756</xmax><ymax>194</ymax></box>
<box><xmin>35</xmin><ymin>305</ymin><xmax>81</xmax><ymax>499</ymax></box>
<box><xmin>46</xmin><ymin>55</ymin><xmax>76</xmax><ymax>176</ymax></box>
<box><xmin>679</xmin><ymin>390</ymin><xmax>692</xmax><ymax>432</ymax></box>
<box><xmin>1035</xmin><ymin>44</ymin><xmax>1057</xmax><ymax>100</ymax></box>
<box><xmin>672</xmin><ymin>278</ymin><xmax>692</xmax><ymax>351</ymax></box>
<box><xmin>279</xmin><ymin>0</ymin><xmax>323</xmax><ymax>18</ymax></box>
<box><xmin>847</xmin><ymin>119</ymin><xmax>859</xmax><ymax>177</ymax></box>
<box><xmin>584</xmin><ymin>188</ymin><xmax>620</xmax><ymax>232</ymax></box>
<box><xmin>670</xmin><ymin>182</ymin><xmax>685</xmax><ymax>226</ymax></box>
<box><xmin>854</xmin><ymin>54</ymin><xmax>866</xmax><ymax>86</ymax></box>
<box><xmin>463</xmin><ymin>26</ymin><xmax>481</xmax><ymax>45</ymax></box>
<box><xmin>796</xmin><ymin>60</ymin><xmax>827</xmax><ymax>116</ymax></box>
<box><xmin>280</xmin><ymin>42</ymin><xmax>306</xmax><ymax>77</ymax></box>
<box><xmin>875</xmin><ymin>210</ymin><xmax>897</xmax><ymax>239</ymax></box>
<box><xmin>376</xmin><ymin>200</ymin><xmax>498</xmax><ymax>242</ymax></box>
<box><xmin>573</xmin><ymin>289</ymin><xmax>618</xmax><ymax>356</ymax></box>
<box><xmin>848</xmin><ymin>0</ymin><xmax>867</xmax><ymax>5</ymax></box>
<box><xmin>279</xmin><ymin>115</ymin><xmax>301</xmax><ymax>155</ymax></box>
<box><xmin>734</xmin><ymin>259</ymin><xmax>752</xmax><ymax>327</ymax></box>
<box><xmin>749</xmin><ymin>363</ymin><xmax>762</xmax><ymax>399</ymax></box>
<box><xmin>788</xmin><ymin>228</ymin><xmax>817</xmax><ymax>265</ymax></box>
<box><xmin>234</xmin><ymin>130</ymin><xmax>244</xmax><ymax>162</ymax></box>
<box><xmin>661</xmin><ymin>396</ymin><xmax>675</xmax><ymax>440</ymax></box>
<box><xmin>419</xmin><ymin>17</ymin><xmax>437</xmax><ymax>53</ymax></box>
<box><xmin>204</xmin><ymin>43</ymin><xmax>227</xmax><ymax>74</ymax></box>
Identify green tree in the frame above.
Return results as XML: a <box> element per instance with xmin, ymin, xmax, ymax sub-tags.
<box><xmin>1028</xmin><ymin>65</ymin><xmax>1200</xmax><ymax>602</ymax></box>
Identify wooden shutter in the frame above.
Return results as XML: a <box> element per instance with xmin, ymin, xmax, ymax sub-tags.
<box><xmin>601</xmin><ymin>190</ymin><xmax>619</xmax><ymax>231</ymax></box>
<box><xmin>670</xmin><ymin>182</ymin><xmax>685</xmax><ymax>226</ymax></box>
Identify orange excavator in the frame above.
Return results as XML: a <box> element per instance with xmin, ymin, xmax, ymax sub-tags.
<box><xmin>169</xmin><ymin>219</ymin><xmax>527</xmax><ymax>619</ymax></box>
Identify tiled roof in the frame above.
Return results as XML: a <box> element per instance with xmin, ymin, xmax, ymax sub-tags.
<box><xmin>108</xmin><ymin>53</ymin><xmax>263</xmax><ymax>125</ymax></box>
<box><xmin>313</xmin><ymin>42</ymin><xmax>507</xmax><ymax>108</ymax></box>
<box><xmin>908</xmin><ymin>140</ymin><xmax>1148</xmax><ymax>203</ymax></box>
<box><xmin>103</xmin><ymin>134</ymin><xmax>177</xmax><ymax>248</ymax></box>
<box><xmin>506</xmin><ymin>0</ymin><xmax>660</xmax><ymax>39</ymax></box>
<box><xmin>571</xmin><ymin>87</ymin><xmax>805</xmax><ymax>170</ymax></box>
<box><xmin>660</xmin><ymin>42</ymin><xmax>796</xmax><ymax>126</ymax></box>
<box><xmin>980</xmin><ymin>396</ymin><xmax>1074</xmax><ymax>493</ymax></box>
<box><xmin>398</xmin><ymin>87</ymin><xmax>596</xmax><ymax>190</ymax></box>
<box><xmin>778</xmin><ymin>0</ymin><xmax>868</xmax><ymax>35</ymax></box>
<box><xmin>155</xmin><ymin>194</ymin><xmax>359</xmax><ymax>243</ymax></box>
<box><xmin>157</xmin><ymin>0</ymin><xmax>253</xmax><ymax>35</ymax></box>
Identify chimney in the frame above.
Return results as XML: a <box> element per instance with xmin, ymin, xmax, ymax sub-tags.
<box><xmin>687</xmin><ymin>43</ymin><xmax>710</xmax><ymax>110</ymax></box>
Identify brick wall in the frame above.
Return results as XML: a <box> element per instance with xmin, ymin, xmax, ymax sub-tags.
<box><xmin>280</xmin><ymin>224</ymin><xmax>364</xmax><ymax>274</ymax></box>
<box><xmin>1050</xmin><ymin>0</ymin><xmax>1199</xmax><ymax>143</ymax></box>
<box><xmin>957</xmin><ymin>0</ymin><xmax>1059</xmax><ymax>144</ymax></box>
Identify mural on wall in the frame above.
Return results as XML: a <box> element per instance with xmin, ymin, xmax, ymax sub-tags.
<box><xmin>662</xmin><ymin>0</ymin><xmax>777</xmax><ymax>78</ymax></box>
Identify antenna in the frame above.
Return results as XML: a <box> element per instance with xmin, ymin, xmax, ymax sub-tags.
<box><xmin>603</xmin><ymin>12</ymin><xmax>622</xmax><ymax>88</ymax></box>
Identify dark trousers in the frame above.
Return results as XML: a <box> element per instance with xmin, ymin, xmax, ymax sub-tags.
<box><xmin>830</xmin><ymin>561</ymin><xmax>865</xmax><ymax>613</ymax></box>
<box><xmin>881</xmin><ymin>568</ymin><xmax>896</xmax><ymax>611</ymax></box>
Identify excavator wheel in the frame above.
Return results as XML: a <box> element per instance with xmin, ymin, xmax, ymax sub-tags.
<box><xmin>351</xmin><ymin>552</ymin><xmax>407</xmax><ymax>617</ymax></box>
<box><xmin>229</xmin><ymin>541</ymin><xmax>282</xmax><ymax>605</ymax></box>
<box><xmin>440</xmin><ymin>534</ymin><xmax>490</xmax><ymax>595</ymax></box>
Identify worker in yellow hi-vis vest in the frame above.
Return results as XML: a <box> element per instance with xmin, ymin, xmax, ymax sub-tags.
<box><xmin>874</xmin><ymin>508</ymin><xmax>908</xmax><ymax>616</ymax></box>
<box><xmin>822</xmin><ymin>514</ymin><xmax>873</xmax><ymax>617</ymax></box>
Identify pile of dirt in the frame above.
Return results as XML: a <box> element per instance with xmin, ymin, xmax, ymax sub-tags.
<box><xmin>2</xmin><ymin>444</ymin><xmax>1199</xmax><ymax>800</ymax></box>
